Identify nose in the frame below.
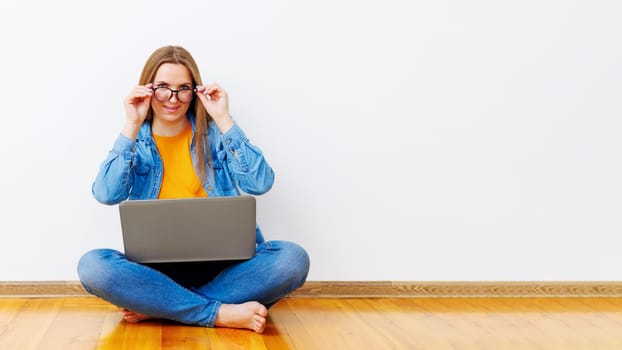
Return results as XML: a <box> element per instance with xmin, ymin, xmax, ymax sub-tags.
<box><xmin>169</xmin><ymin>91</ymin><xmax>180</xmax><ymax>103</ymax></box>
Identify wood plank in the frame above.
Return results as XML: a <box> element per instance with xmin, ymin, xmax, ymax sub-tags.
<box><xmin>37</xmin><ymin>297</ymin><xmax>114</xmax><ymax>349</ymax></box>
<box><xmin>264</xmin><ymin>299</ymin><xmax>312</xmax><ymax>350</ymax></box>
<box><xmin>274</xmin><ymin>298</ymin><xmax>345</xmax><ymax>349</ymax></box>
<box><xmin>0</xmin><ymin>298</ymin><xmax>27</xmax><ymax>328</ymax></box>
<box><xmin>98</xmin><ymin>319</ymin><xmax>162</xmax><ymax>349</ymax></box>
<box><xmin>163</xmin><ymin>323</ymin><xmax>269</xmax><ymax>350</ymax></box>
<box><xmin>343</xmin><ymin>298</ymin><xmax>423</xmax><ymax>349</ymax></box>
<box><xmin>95</xmin><ymin>311</ymin><xmax>126</xmax><ymax>350</ymax></box>
<box><xmin>2</xmin><ymin>297</ymin><xmax>622</xmax><ymax>349</ymax></box>
<box><xmin>201</xmin><ymin>328</ymin><xmax>267</xmax><ymax>350</ymax></box>
<box><xmin>160</xmin><ymin>324</ymin><xmax>212</xmax><ymax>350</ymax></box>
<box><xmin>0</xmin><ymin>298</ymin><xmax>63</xmax><ymax>349</ymax></box>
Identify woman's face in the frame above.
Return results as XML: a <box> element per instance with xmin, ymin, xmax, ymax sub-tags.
<box><xmin>151</xmin><ymin>63</ymin><xmax>193</xmax><ymax>124</ymax></box>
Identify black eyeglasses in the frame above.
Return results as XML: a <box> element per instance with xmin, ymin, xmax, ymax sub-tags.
<box><xmin>151</xmin><ymin>86</ymin><xmax>195</xmax><ymax>103</ymax></box>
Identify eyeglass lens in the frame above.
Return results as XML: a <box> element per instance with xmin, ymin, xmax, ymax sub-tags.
<box><xmin>153</xmin><ymin>87</ymin><xmax>194</xmax><ymax>103</ymax></box>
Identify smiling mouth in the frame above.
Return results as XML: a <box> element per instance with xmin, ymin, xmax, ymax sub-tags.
<box><xmin>163</xmin><ymin>105</ymin><xmax>180</xmax><ymax>113</ymax></box>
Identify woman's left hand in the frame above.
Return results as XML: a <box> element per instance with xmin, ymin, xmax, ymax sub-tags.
<box><xmin>196</xmin><ymin>83</ymin><xmax>235</xmax><ymax>133</ymax></box>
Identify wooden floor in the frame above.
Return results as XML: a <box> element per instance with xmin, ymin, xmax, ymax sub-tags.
<box><xmin>1</xmin><ymin>297</ymin><xmax>622</xmax><ymax>349</ymax></box>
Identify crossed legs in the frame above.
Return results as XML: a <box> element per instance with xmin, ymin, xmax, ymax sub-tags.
<box><xmin>77</xmin><ymin>240</ymin><xmax>309</xmax><ymax>332</ymax></box>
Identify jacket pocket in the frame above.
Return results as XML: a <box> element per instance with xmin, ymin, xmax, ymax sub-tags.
<box><xmin>129</xmin><ymin>161</ymin><xmax>152</xmax><ymax>198</ymax></box>
<box><xmin>213</xmin><ymin>153</ymin><xmax>235</xmax><ymax>191</ymax></box>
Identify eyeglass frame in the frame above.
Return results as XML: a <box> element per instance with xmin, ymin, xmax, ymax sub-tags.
<box><xmin>150</xmin><ymin>86</ymin><xmax>196</xmax><ymax>103</ymax></box>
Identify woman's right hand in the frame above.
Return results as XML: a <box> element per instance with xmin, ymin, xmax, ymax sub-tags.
<box><xmin>122</xmin><ymin>83</ymin><xmax>153</xmax><ymax>139</ymax></box>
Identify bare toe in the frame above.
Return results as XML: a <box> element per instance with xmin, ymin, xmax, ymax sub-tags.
<box><xmin>122</xmin><ymin>309</ymin><xmax>154</xmax><ymax>323</ymax></box>
<box><xmin>215</xmin><ymin>301</ymin><xmax>268</xmax><ymax>333</ymax></box>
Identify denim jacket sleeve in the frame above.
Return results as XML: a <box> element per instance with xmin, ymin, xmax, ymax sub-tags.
<box><xmin>218</xmin><ymin>123</ymin><xmax>275</xmax><ymax>195</ymax></box>
<box><xmin>91</xmin><ymin>134</ymin><xmax>138</xmax><ymax>205</ymax></box>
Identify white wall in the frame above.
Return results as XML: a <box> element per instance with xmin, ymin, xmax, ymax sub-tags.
<box><xmin>0</xmin><ymin>0</ymin><xmax>620</xmax><ymax>281</ymax></box>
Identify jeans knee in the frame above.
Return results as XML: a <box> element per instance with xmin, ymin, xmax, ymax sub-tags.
<box><xmin>272</xmin><ymin>241</ymin><xmax>310</xmax><ymax>286</ymax></box>
<box><xmin>77</xmin><ymin>249</ymin><xmax>121</xmax><ymax>295</ymax></box>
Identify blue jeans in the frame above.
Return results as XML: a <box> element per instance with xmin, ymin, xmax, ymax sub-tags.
<box><xmin>77</xmin><ymin>240</ymin><xmax>310</xmax><ymax>327</ymax></box>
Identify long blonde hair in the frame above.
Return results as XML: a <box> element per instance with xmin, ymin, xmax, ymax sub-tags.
<box><xmin>138</xmin><ymin>45</ymin><xmax>211</xmax><ymax>184</ymax></box>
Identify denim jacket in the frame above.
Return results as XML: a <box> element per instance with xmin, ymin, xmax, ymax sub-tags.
<box><xmin>92</xmin><ymin>114</ymin><xmax>274</xmax><ymax>243</ymax></box>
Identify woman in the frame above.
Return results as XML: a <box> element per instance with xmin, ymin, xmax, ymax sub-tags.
<box><xmin>77</xmin><ymin>45</ymin><xmax>310</xmax><ymax>333</ymax></box>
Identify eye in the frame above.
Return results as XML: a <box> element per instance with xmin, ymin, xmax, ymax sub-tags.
<box><xmin>179</xmin><ymin>85</ymin><xmax>192</xmax><ymax>91</ymax></box>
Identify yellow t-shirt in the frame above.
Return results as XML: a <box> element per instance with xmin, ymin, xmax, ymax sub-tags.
<box><xmin>152</xmin><ymin>123</ymin><xmax>207</xmax><ymax>199</ymax></box>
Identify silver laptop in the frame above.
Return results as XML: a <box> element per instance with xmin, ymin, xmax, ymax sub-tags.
<box><xmin>119</xmin><ymin>196</ymin><xmax>256</xmax><ymax>263</ymax></box>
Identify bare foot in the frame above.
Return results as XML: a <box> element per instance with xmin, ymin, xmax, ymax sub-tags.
<box><xmin>215</xmin><ymin>301</ymin><xmax>268</xmax><ymax>333</ymax></box>
<box><xmin>122</xmin><ymin>309</ymin><xmax>155</xmax><ymax>323</ymax></box>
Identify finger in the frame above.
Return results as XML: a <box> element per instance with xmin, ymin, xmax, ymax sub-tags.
<box><xmin>205</xmin><ymin>88</ymin><xmax>221</xmax><ymax>101</ymax></box>
<box><xmin>130</xmin><ymin>86</ymin><xmax>152</xmax><ymax>97</ymax></box>
<box><xmin>196</xmin><ymin>91</ymin><xmax>211</xmax><ymax>106</ymax></box>
<box><xmin>203</xmin><ymin>83</ymin><xmax>227</xmax><ymax>100</ymax></box>
<box><xmin>127</xmin><ymin>86</ymin><xmax>152</xmax><ymax>104</ymax></box>
<box><xmin>204</xmin><ymin>83</ymin><xmax>220</xmax><ymax>95</ymax></box>
<box><xmin>140</xmin><ymin>84</ymin><xmax>154</xmax><ymax>96</ymax></box>
<box><xmin>193</xmin><ymin>85</ymin><xmax>211</xmax><ymax>101</ymax></box>
<box><xmin>194</xmin><ymin>84</ymin><xmax>206</xmax><ymax>94</ymax></box>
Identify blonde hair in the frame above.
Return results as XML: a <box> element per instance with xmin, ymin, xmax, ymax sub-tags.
<box><xmin>138</xmin><ymin>45</ymin><xmax>211</xmax><ymax>184</ymax></box>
